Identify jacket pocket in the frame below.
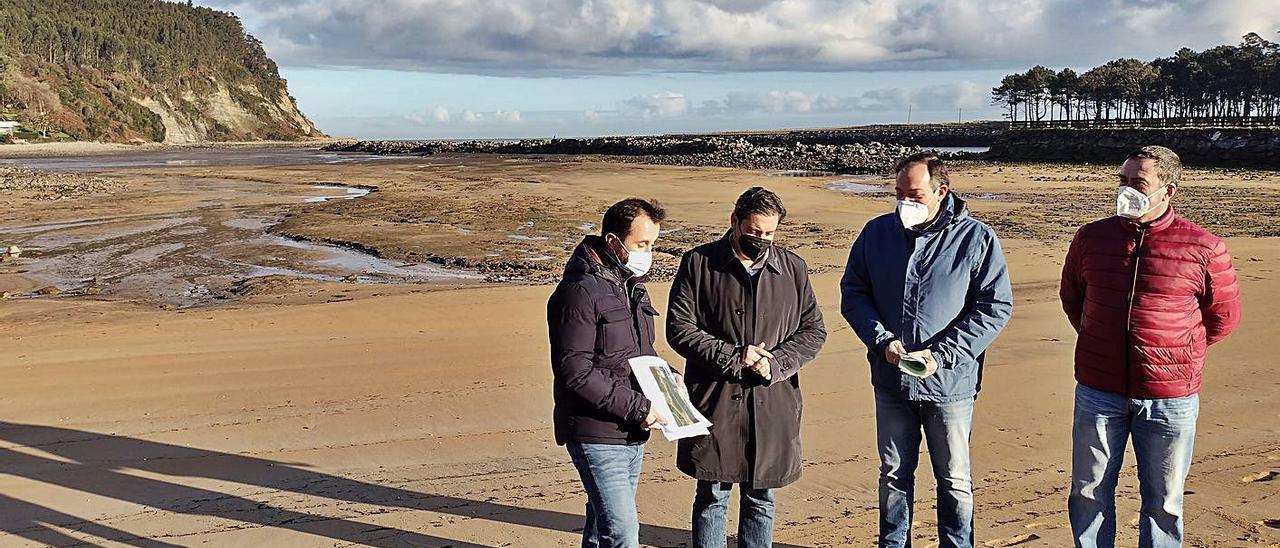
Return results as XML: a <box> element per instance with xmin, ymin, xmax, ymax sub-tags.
<box><xmin>599</xmin><ymin>305</ymin><xmax>635</xmax><ymax>354</ymax></box>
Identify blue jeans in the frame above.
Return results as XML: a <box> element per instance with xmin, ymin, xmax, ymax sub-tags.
<box><xmin>567</xmin><ymin>442</ymin><xmax>644</xmax><ymax>548</ymax></box>
<box><xmin>691</xmin><ymin>480</ymin><xmax>776</xmax><ymax>548</ymax></box>
<box><xmin>875</xmin><ymin>389</ymin><xmax>975</xmax><ymax>548</ymax></box>
<box><xmin>1069</xmin><ymin>384</ymin><xmax>1198</xmax><ymax>548</ymax></box>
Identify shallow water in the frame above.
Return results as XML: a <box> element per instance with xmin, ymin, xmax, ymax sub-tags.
<box><xmin>765</xmin><ymin>169</ymin><xmax>842</xmax><ymax>177</ymax></box>
<box><xmin>303</xmin><ymin>185</ymin><xmax>373</xmax><ymax>203</ymax></box>
<box><xmin>825</xmin><ymin>180</ymin><xmax>889</xmax><ymax>194</ymax></box>
<box><xmin>926</xmin><ymin>146</ymin><xmax>991</xmax><ymax>154</ymax></box>
<box><xmin>0</xmin><ymin>170</ymin><xmax>478</xmax><ymax>305</ymax></box>
<box><xmin>257</xmin><ymin>235</ymin><xmax>480</xmax><ymax>282</ymax></box>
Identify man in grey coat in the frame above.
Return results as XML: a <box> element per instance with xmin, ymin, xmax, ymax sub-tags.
<box><xmin>840</xmin><ymin>152</ymin><xmax>1013</xmax><ymax>548</ymax></box>
<box><xmin>667</xmin><ymin>187</ymin><xmax>827</xmax><ymax>548</ymax></box>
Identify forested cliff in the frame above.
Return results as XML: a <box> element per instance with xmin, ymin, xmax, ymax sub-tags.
<box><xmin>0</xmin><ymin>0</ymin><xmax>322</xmax><ymax>143</ymax></box>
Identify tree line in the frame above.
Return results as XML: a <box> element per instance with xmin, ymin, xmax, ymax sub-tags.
<box><xmin>0</xmin><ymin>0</ymin><xmax>284</xmax><ymax>97</ymax></box>
<box><xmin>992</xmin><ymin>32</ymin><xmax>1280</xmax><ymax>123</ymax></box>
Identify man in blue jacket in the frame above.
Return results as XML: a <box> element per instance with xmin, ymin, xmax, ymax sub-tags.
<box><xmin>840</xmin><ymin>152</ymin><xmax>1013</xmax><ymax>548</ymax></box>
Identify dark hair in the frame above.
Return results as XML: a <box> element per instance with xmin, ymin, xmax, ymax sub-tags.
<box><xmin>732</xmin><ymin>187</ymin><xmax>786</xmax><ymax>222</ymax></box>
<box><xmin>601</xmin><ymin>198</ymin><xmax>666</xmax><ymax>238</ymax></box>
<box><xmin>893</xmin><ymin>152</ymin><xmax>950</xmax><ymax>191</ymax></box>
<box><xmin>1127</xmin><ymin>145</ymin><xmax>1182</xmax><ymax>187</ymax></box>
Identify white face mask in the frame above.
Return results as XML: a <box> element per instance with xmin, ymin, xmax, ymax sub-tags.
<box><xmin>1116</xmin><ymin>184</ymin><xmax>1166</xmax><ymax>219</ymax></box>
<box><xmin>896</xmin><ymin>199</ymin><xmax>931</xmax><ymax>228</ymax></box>
<box><xmin>608</xmin><ymin>234</ymin><xmax>653</xmax><ymax>277</ymax></box>
<box><xmin>622</xmin><ymin>249</ymin><xmax>653</xmax><ymax>277</ymax></box>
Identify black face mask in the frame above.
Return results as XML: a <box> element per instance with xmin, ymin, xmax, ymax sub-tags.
<box><xmin>737</xmin><ymin>233</ymin><xmax>771</xmax><ymax>261</ymax></box>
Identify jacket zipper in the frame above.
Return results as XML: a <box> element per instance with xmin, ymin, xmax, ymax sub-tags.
<box><xmin>627</xmin><ymin>280</ymin><xmax>644</xmax><ymax>350</ymax></box>
<box><xmin>1123</xmin><ymin>228</ymin><xmax>1147</xmax><ymax>398</ymax></box>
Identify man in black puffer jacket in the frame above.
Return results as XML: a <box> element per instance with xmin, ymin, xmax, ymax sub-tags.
<box><xmin>549</xmin><ymin>197</ymin><xmax>681</xmax><ymax>548</ymax></box>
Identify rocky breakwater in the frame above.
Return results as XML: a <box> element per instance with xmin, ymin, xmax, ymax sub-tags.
<box><xmin>325</xmin><ymin>136</ymin><xmax>927</xmax><ymax>174</ymax></box>
<box><xmin>701</xmin><ymin>121</ymin><xmax>1005</xmax><ymax>147</ymax></box>
<box><xmin>987</xmin><ymin>128</ymin><xmax>1280</xmax><ymax>167</ymax></box>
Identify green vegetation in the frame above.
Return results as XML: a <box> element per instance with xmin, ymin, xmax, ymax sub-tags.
<box><xmin>0</xmin><ymin>0</ymin><xmax>317</xmax><ymax>142</ymax></box>
<box><xmin>992</xmin><ymin>32</ymin><xmax>1280</xmax><ymax>122</ymax></box>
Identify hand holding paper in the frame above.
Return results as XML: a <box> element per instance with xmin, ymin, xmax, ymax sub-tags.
<box><xmin>898</xmin><ymin>349</ymin><xmax>938</xmax><ymax>379</ymax></box>
<box><xmin>628</xmin><ymin>356</ymin><xmax>713</xmax><ymax>441</ymax></box>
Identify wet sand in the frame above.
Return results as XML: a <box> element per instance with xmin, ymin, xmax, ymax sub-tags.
<box><xmin>0</xmin><ymin>148</ymin><xmax>1277</xmax><ymax>546</ymax></box>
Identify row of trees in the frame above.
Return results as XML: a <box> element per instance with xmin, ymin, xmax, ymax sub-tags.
<box><xmin>992</xmin><ymin>33</ymin><xmax>1280</xmax><ymax>122</ymax></box>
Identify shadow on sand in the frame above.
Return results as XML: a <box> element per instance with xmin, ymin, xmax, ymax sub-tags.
<box><xmin>0</xmin><ymin>421</ymin><xmax>811</xmax><ymax>547</ymax></box>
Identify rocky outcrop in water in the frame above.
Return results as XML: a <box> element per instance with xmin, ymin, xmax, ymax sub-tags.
<box><xmin>325</xmin><ymin>136</ymin><xmax>937</xmax><ymax>174</ymax></box>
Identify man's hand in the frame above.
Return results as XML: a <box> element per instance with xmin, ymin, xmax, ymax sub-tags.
<box><xmin>743</xmin><ymin>343</ymin><xmax>773</xmax><ymax>366</ymax></box>
<box><xmin>750</xmin><ymin>357</ymin><xmax>773</xmax><ymax>382</ymax></box>
<box><xmin>884</xmin><ymin>339</ymin><xmax>907</xmax><ymax>365</ymax></box>
<box><xmin>673</xmin><ymin>371</ymin><xmax>690</xmax><ymax>400</ymax></box>
<box><xmin>905</xmin><ymin>349</ymin><xmax>939</xmax><ymax>378</ymax></box>
<box><xmin>643</xmin><ymin>407</ymin><xmax>669</xmax><ymax>430</ymax></box>
<box><xmin>743</xmin><ymin>343</ymin><xmax>774</xmax><ymax>382</ymax></box>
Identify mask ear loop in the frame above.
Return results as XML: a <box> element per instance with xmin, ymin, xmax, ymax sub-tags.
<box><xmin>605</xmin><ymin>233</ymin><xmax>629</xmax><ymax>266</ymax></box>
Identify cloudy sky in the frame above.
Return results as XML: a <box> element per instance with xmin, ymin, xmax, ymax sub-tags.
<box><xmin>192</xmin><ymin>0</ymin><xmax>1280</xmax><ymax>139</ymax></box>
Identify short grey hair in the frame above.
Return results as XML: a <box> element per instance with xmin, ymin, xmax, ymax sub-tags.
<box><xmin>1127</xmin><ymin>145</ymin><xmax>1182</xmax><ymax>187</ymax></box>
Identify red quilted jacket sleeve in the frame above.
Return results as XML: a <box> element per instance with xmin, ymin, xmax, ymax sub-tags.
<box><xmin>1060</xmin><ymin>228</ymin><xmax>1087</xmax><ymax>333</ymax></box>
<box><xmin>1201</xmin><ymin>238</ymin><xmax>1241</xmax><ymax>345</ymax></box>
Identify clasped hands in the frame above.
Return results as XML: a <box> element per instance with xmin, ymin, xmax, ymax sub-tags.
<box><xmin>742</xmin><ymin>342</ymin><xmax>775</xmax><ymax>382</ymax></box>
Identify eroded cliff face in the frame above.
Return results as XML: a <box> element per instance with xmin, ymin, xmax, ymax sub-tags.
<box><xmin>133</xmin><ymin>78</ymin><xmax>321</xmax><ymax>143</ymax></box>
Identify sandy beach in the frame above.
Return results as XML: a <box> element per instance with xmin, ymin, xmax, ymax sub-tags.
<box><xmin>0</xmin><ymin>147</ymin><xmax>1277</xmax><ymax>547</ymax></box>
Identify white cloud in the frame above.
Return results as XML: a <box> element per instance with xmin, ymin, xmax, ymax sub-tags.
<box><xmin>462</xmin><ymin>109</ymin><xmax>481</xmax><ymax>124</ymax></box>
<box><xmin>431</xmin><ymin>105</ymin><xmax>451</xmax><ymax>123</ymax></box>
<box><xmin>621</xmin><ymin>92</ymin><xmax>688</xmax><ymax>118</ymax></box>
<box><xmin>857</xmin><ymin>81</ymin><xmax>986</xmax><ymax>112</ymax></box>
<box><xmin>494</xmin><ymin>110</ymin><xmax>523</xmax><ymax>124</ymax></box>
<box><xmin>199</xmin><ymin>0</ymin><xmax>1280</xmax><ymax>74</ymax></box>
<box><xmin>700</xmin><ymin>81</ymin><xmax>985</xmax><ymax>116</ymax></box>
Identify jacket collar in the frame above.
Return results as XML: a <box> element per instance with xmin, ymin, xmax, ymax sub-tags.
<box><xmin>1118</xmin><ymin>206</ymin><xmax>1178</xmax><ymax>235</ymax></box>
<box><xmin>901</xmin><ymin>192</ymin><xmax>969</xmax><ymax>235</ymax></box>
<box><xmin>713</xmin><ymin>230</ymin><xmax>783</xmax><ymax>275</ymax></box>
<box><xmin>564</xmin><ymin>235</ymin><xmax>643</xmax><ymax>287</ymax></box>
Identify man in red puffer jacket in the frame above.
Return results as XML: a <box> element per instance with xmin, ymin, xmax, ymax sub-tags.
<box><xmin>1060</xmin><ymin>145</ymin><xmax>1241</xmax><ymax>548</ymax></box>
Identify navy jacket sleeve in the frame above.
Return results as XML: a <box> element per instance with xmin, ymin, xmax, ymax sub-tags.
<box><xmin>840</xmin><ymin>227</ymin><xmax>897</xmax><ymax>355</ymax></box>
<box><xmin>548</xmin><ymin>283</ymin><xmax>650</xmax><ymax>425</ymax></box>
<box><xmin>930</xmin><ymin>229</ymin><xmax>1014</xmax><ymax>369</ymax></box>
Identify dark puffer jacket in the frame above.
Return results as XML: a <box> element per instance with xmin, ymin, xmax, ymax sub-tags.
<box><xmin>548</xmin><ymin>236</ymin><xmax>658</xmax><ymax>445</ymax></box>
<box><xmin>1060</xmin><ymin>208</ymin><xmax>1241</xmax><ymax>398</ymax></box>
